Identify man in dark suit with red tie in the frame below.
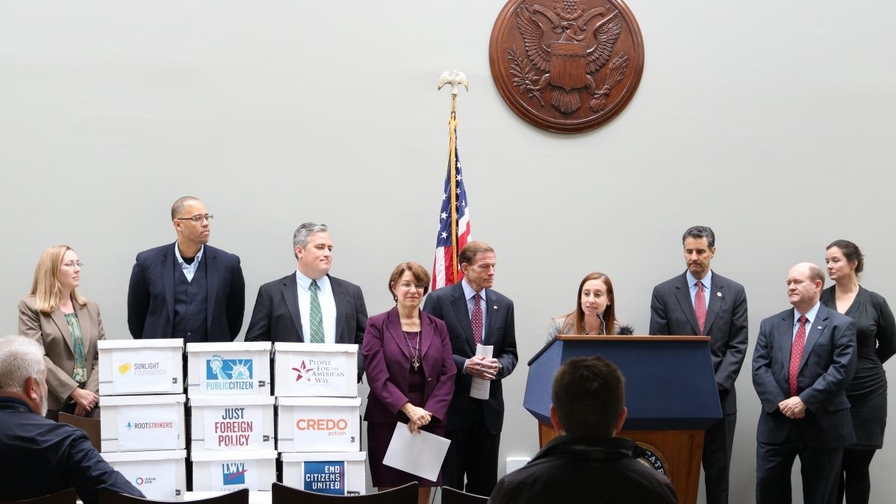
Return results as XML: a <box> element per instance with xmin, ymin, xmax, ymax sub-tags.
<box><xmin>422</xmin><ymin>241</ymin><xmax>518</xmax><ymax>497</ymax></box>
<box><xmin>752</xmin><ymin>263</ymin><xmax>857</xmax><ymax>504</ymax></box>
<box><xmin>649</xmin><ymin>225</ymin><xmax>748</xmax><ymax>504</ymax></box>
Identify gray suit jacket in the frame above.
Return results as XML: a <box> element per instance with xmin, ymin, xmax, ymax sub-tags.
<box><xmin>18</xmin><ymin>296</ymin><xmax>103</xmax><ymax>411</ymax></box>
<box><xmin>751</xmin><ymin>304</ymin><xmax>857</xmax><ymax>447</ymax></box>
<box><xmin>649</xmin><ymin>271</ymin><xmax>749</xmax><ymax>414</ymax></box>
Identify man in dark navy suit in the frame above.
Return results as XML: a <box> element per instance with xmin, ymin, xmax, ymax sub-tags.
<box><xmin>127</xmin><ymin>196</ymin><xmax>245</xmax><ymax>342</ymax></box>
<box><xmin>649</xmin><ymin>225</ymin><xmax>748</xmax><ymax>504</ymax></box>
<box><xmin>423</xmin><ymin>241</ymin><xmax>518</xmax><ymax>496</ymax></box>
<box><xmin>752</xmin><ymin>263</ymin><xmax>857</xmax><ymax>504</ymax></box>
<box><xmin>0</xmin><ymin>335</ymin><xmax>143</xmax><ymax>504</ymax></box>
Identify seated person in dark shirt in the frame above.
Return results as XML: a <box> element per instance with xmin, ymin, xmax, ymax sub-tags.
<box><xmin>0</xmin><ymin>335</ymin><xmax>144</xmax><ymax>504</ymax></box>
<box><xmin>489</xmin><ymin>355</ymin><xmax>679</xmax><ymax>504</ymax></box>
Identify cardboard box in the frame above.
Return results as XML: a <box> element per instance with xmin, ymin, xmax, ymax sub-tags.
<box><xmin>102</xmin><ymin>450</ymin><xmax>186</xmax><ymax>500</ymax></box>
<box><xmin>273</xmin><ymin>343</ymin><xmax>358</xmax><ymax>397</ymax></box>
<box><xmin>98</xmin><ymin>339</ymin><xmax>184</xmax><ymax>396</ymax></box>
<box><xmin>276</xmin><ymin>397</ymin><xmax>361</xmax><ymax>453</ymax></box>
<box><xmin>191</xmin><ymin>450</ymin><xmax>277</xmax><ymax>492</ymax></box>
<box><xmin>100</xmin><ymin>394</ymin><xmax>186</xmax><ymax>452</ymax></box>
<box><xmin>190</xmin><ymin>395</ymin><xmax>275</xmax><ymax>452</ymax></box>
<box><xmin>186</xmin><ymin>342</ymin><xmax>271</xmax><ymax>397</ymax></box>
<box><xmin>281</xmin><ymin>451</ymin><xmax>367</xmax><ymax>495</ymax></box>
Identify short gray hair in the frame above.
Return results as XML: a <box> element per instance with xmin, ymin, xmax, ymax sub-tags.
<box><xmin>293</xmin><ymin>222</ymin><xmax>329</xmax><ymax>250</ymax></box>
<box><xmin>0</xmin><ymin>335</ymin><xmax>45</xmax><ymax>393</ymax></box>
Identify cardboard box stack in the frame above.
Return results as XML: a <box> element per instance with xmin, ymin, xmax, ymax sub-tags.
<box><xmin>97</xmin><ymin>339</ymin><xmax>187</xmax><ymax>500</ymax></box>
<box><xmin>273</xmin><ymin>343</ymin><xmax>367</xmax><ymax>495</ymax></box>
<box><xmin>185</xmin><ymin>342</ymin><xmax>277</xmax><ymax>492</ymax></box>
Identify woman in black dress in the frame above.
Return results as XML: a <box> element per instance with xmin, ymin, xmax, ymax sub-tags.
<box><xmin>822</xmin><ymin>239</ymin><xmax>896</xmax><ymax>504</ymax></box>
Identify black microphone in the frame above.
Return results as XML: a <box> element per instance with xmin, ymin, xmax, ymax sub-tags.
<box><xmin>596</xmin><ymin>312</ymin><xmax>607</xmax><ymax>335</ymax></box>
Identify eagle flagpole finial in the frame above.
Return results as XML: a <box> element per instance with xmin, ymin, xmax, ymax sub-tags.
<box><xmin>438</xmin><ymin>69</ymin><xmax>469</xmax><ymax>114</ymax></box>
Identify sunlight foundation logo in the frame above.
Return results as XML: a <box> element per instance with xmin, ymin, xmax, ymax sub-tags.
<box><xmin>291</xmin><ymin>358</ymin><xmax>346</xmax><ymax>384</ymax></box>
<box><xmin>206</xmin><ymin>355</ymin><xmax>255</xmax><ymax>391</ymax></box>
<box><xmin>304</xmin><ymin>462</ymin><xmax>348</xmax><ymax>495</ymax></box>
<box><xmin>119</xmin><ymin>361</ymin><xmax>168</xmax><ymax>377</ymax></box>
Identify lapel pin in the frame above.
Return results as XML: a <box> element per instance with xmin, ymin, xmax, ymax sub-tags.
<box><xmin>493</xmin><ymin>305</ymin><xmax>498</xmax><ymax>310</ymax></box>
<box><xmin>716</xmin><ymin>292</ymin><xmax>722</xmax><ymax>298</ymax></box>
<box><xmin>817</xmin><ymin>326</ymin><xmax>822</xmax><ymax>330</ymax></box>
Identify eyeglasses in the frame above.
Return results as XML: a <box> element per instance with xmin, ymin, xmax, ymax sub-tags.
<box><xmin>62</xmin><ymin>261</ymin><xmax>84</xmax><ymax>269</ymax></box>
<box><xmin>175</xmin><ymin>214</ymin><xmax>214</xmax><ymax>223</ymax></box>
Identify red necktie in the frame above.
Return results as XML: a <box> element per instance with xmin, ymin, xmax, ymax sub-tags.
<box><xmin>789</xmin><ymin>315</ymin><xmax>808</xmax><ymax>397</ymax></box>
<box><xmin>471</xmin><ymin>293</ymin><xmax>483</xmax><ymax>345</ymax></box>
<box><xmin>695</xmin><ymin>281</ymin><xmax>707</xmax><ymax>334</ymax></box>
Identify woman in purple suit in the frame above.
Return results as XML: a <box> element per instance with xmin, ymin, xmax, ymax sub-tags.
<box><xmin>362</xmin><ymin>262</ymin><xmax>456</xmax><ymax>504</ymax></box>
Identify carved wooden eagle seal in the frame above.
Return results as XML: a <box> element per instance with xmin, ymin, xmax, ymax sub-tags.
<box><xmin>489</xmin><ymin>0</ymin><xmax>644</xmax><ymax>133</ymax></box>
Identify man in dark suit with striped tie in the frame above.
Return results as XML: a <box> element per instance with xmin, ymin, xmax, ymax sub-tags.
<box><xmin>245</xmin><ymin>222</ymin><xmax>367</xmax><ymax>377</ymax></box>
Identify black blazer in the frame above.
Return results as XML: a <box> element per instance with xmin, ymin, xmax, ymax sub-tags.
<box><xmin>752</xmin><ymin>304</ymin><xmax>857</xmax><ymax>447</ymax></box>
<box><xmin>127</xmin><ymin>243</ymin><xmax>245</xmax><ymax>341</ymax></box>
<box><xmin>422</xmin><ymin>282</ymin><xmax>518</xmax><ymax>434</ymax></box>
<box><xmin>649</xmin><ymin>271</ymin><xmax>749</xmax><ymax>414</ymax></box>
<box><xmin>244</xmin><ymin>273</ymin><xmax>368</xmax><ymax>374</ymax></box>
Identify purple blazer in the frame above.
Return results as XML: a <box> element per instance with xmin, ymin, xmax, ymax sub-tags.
<box><xmin>362</xmin><ymin>307</ymin><xmax>456</xmax><ymax>425</ymax></box>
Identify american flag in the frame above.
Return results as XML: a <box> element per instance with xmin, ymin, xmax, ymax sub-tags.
<box><xmin>431</xmin><ymin>114</ymin><xmax>471</xmax><ymax>290</ymax></box>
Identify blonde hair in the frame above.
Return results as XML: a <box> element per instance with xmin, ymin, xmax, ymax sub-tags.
<box><xmin>29</xmin><ymin>245</ymin><xmax>87</xmax><ymax>314</ymax></box>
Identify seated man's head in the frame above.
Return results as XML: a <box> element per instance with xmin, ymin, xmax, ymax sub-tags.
<box><xmin>0</xmin><ymin>335</ymin><xmax>48</xmax><ymax>416</ymax></box>
<box><xmin>551</xmin><ymin>355</ymin><xmax>627</xmax><ymax>437</ymax></box>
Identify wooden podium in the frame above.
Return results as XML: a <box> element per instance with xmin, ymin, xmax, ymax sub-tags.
<box><xmin>524</xmin><ymin>335</ymin><xmax>721</xmax><ymax>504</ymax></box>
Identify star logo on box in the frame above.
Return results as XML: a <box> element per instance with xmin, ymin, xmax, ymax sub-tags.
<box><xmin>222</xmin><ymin>462</ymin><xmax>248</xmax><ymax>486</ymax></box>
<box><xmin>292</xmin><ymin>360</ymin><xmax>315</xmax><ymax>382</ymax></box>
<box><xmin>118</xmin><ymin>363</ymin><xmax>132</xmax><ymax>375</ymax></box>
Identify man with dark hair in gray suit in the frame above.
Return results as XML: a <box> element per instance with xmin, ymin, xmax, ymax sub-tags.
<box><xmin>752</xmin><ymin>263</ymin><xmax>857</xmax><ymax>504</ymax></box>
<box><xmin>245</xmin><ymin>222</ymin><xmax>367</xmax><ymax>376</ymax></box>
<box><xmin>649</xmin><ymin>225</ymin><xmax>748</xmax><ymax>504</ymax></box>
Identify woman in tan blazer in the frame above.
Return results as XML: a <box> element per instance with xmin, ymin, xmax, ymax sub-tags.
<box><xmin>18</xmin><ymin>245</ymin><xmax>103</xmax><ymax>419</ymax></box>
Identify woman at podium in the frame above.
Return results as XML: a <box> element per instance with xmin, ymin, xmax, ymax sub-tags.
<box><xmin>362</xmin><ymin>261</ymin><xmax>456</xmax><ymax>504</ymax></box>
<box><xmin>545</xmin><ymin>272</ymin><xmax>633</xmax><ymax>343</ymax></box>
<box><xmin>821</xmin><ymin>239</ymin><xmax>896</xmax><ymax>504</ymax></box>
<box><xmin>17</xmin><ymin>245</ymin><xmax>103</xmax><ymax>420</ymax></box>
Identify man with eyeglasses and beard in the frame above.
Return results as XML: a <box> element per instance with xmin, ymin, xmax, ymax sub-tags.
<box><xmin>0</xmin><ymin>335</ymin><xmax>144</xmax><ymax>504</ymax></box>
<box><xmin>127</xmin><ymin>196</ymin><xmax>246</xmax><ymax>342</ymax></box>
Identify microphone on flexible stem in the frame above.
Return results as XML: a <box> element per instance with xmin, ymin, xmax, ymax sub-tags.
<box><xmin>597</xmin><ymin>312</ymin><xmax>607</xmax><ymax>335</ymax></box>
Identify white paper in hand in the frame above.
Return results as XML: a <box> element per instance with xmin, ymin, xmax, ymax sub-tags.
<box><xmin>470</xmin><ymin>344</ymin><xmax>494</xmax><ymax>400</ymax></box>
<box><xmin>382</xmin><ymin>422</ymin><xmax>451</xmax><ymax>482</ymax></box>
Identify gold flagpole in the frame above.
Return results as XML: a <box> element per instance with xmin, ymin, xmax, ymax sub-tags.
<box><xmin>438</xmin><ymin>70</ymin><xmax>469</xmax><ymax>280</ymax></box>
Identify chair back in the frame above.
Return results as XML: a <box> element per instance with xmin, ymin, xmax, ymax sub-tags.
<box><xmin>272</xmin><ymin>482</ymin><xmax>418</xmax><ymax>504</ymax></box>
<box><xmin>441</xmin><ymin>487</ymin><xmax>489</xmax><ymax>504</ymax></box>
<box><xmin>57</xmin><ymin>412</ymin><xmax>101</xmax><ymax>451</ymax></box>
<box><xmin>98</xmin><ymin>488</ymin><xmax>248</xmax><ymax>504</ymax></box>
<box><xmin>3</xmin><ymin>488</ymin><xmax>77</xmax><ymax>504</ymax></box>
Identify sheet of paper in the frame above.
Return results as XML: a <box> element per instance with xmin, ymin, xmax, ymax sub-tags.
<box><xmin>470</xmin><ymin>344</ymin><xmax>494</xmax><ymax>400</ymax></box>
<box><xmin>382</xmin><ymin>422</ymin><xmax>451</xmax><ymax>481</ymax></box>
